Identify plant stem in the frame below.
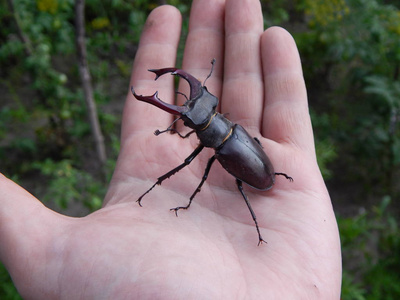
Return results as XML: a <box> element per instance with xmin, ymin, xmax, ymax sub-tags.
<box><xmin>75</xmin><ymin>0</ymin><xmax>107</xmax><ymax>169</ymax></box>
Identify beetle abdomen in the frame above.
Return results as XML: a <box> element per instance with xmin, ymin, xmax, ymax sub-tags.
<box><xmin>216</xmin><ymin>124</ymin><xmax>275</xmax><ymax>190</ymax></box>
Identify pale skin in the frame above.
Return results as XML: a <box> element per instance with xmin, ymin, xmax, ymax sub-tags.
<box><xmin>0</xmin><ymin>0</ymin><xmax>342</xmax><ymax>299</ymax></box>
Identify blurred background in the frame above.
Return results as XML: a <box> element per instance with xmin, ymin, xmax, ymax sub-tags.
<box><xmin>1</xmin><ymin>0</ymin><xmax>399</xmax><ymax>299</ymax></box>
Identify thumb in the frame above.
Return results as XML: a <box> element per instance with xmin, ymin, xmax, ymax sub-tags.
<box><xmin>0</xmin><ymin>173</ymin><xmax>67</xmax><ymax>291</ymax></box>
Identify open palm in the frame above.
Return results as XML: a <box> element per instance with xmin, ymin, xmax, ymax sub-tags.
<box><xmin>0</xmin><ymin>0</ymin><xmax>341</xmax><ymax>299</ymax></box>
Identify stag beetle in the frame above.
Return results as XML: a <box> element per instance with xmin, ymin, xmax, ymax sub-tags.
<box><xmin>131</xmin><ymin>59</ymin><xmax>293</xmax><ymax>245</ymax></box>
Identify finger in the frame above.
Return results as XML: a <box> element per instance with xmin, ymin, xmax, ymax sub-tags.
<box><xmin>0</xmin><ymin>174</ymin><xmax>64</xmax><ymax>279</ymax></box>
<box><xmin>176</xmin><ymin>0</ymin><xmax>225</xmax><ymax>132</ymax></box>
<box><xmin>261</xmin><ymin>27</ymin><xmax>314</xmax><ymax>155</ymax></box>
<box><xmin>221</xmin><ymin>0</ymin><xmax>264</xmax><ymax>130</ymax></box>
<box><xmin>122</xmin><ymin>6</ymin><xmax>182</xmax><ymax>142</ymax></box>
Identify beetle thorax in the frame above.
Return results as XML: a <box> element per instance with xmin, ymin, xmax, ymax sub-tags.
<box><xmin>181</xmin><ymin>88</ymin><xmax>218</xmax><ymax>129</ymax></box>
<box><xmin>196</xmin><ymin>113</ymin><xmax>233</xmax><ymax>149</ymax></box>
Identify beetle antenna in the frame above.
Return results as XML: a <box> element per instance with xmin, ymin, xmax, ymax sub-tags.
<box><xmin>203</xmin><ymin>58</ymin><xmax>216</xmax><ymax>87</ymax></box>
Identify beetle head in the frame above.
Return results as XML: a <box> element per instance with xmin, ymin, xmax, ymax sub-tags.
<box><xmin>131</xmin><ymin>62</ymin><xmax>218</xmax><ymax>129</ymax></box>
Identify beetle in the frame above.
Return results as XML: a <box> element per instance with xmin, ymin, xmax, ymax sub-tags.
<box><xmin>131</xmin><ymin>59</ymin><xmax>293</xmax><ymax>245</ymax></box>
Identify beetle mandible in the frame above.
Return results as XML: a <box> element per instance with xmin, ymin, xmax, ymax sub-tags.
<box><xmin>131</xmin><ymin>59</ymin><xmax>293</xmax><ymax>245</ymax></box>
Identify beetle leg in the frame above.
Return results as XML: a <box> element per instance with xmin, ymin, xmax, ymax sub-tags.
<box><xmin>136</xmin><ymin>144</ymin><xmax>205</xmax><ymax>206</ymax></box>
<box><xmin>154</xmin><ymin>128</ymin><xmax>196</xmax><ymax>139</ymax></box>
<box><xmin>170</xmin><ymin>155</ymin><xmax>217</xmax><ymax>216</ymax></box>
<box><xmin>275</xmin><ymin>172</ymin><xmax>294</xmax><ymax>182</ymax></box>
<box><xmin>235</xmin><ymin>179</ymin><xmax>267</xmax><ymax>246</ymax></box>
<box><xmin>253</xmin><ymin>137</ymin><xmax>263</xmax><ymax>148</ymax></box>
<box><xmin>155</xmin><ymin>125</ymin><xmax>195</xmax><ymax>139</ymax></box>
<box><xmin>156</xmin><ymin>128</ymin><xmax>195</xmax><ymax>139</ymax></box>
<box><xmin>153</xmin><ymin>116</ymin><xmax>196</xmax><ymax>138</ymax></box>
<box><xmin>154</xmin><ymin>117</ymin><xmax>180</xmax><ymax>136</ymax></box>
<box><xmin>175</xmin><ymin>91</ymin><xmax>189</xmax><ymax>101</ymax></box>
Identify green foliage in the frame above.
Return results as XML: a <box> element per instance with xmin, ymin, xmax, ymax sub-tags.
<box><xmin>341</xmin><ymin>271</ymin><xmax>366</xmax><ymax>300</ymax></box>
<box><xmin>303</xmin><ymin>0</ymin><xmax>349</xmax><ymax>27</ymax></box>
<box><xmin>339</xmin><ymin>197</ymin><xmax>400</xmax><ymax>299</ymax></box>
<box><xmin>294</xmin><ymin>0</ymin><xmax>400</xmax><ymax>197</ymax></box>
<box><xmin>315</xmin><ymin>139</ymin><xmax>337</xmax><ymax>179</ymax></box>
<box><xmin>32</xmin><ymin>159</ymin><xmax>104</xmax><ymax>211</ymax></box>
<box><xmin>364</xmin><ymin>76</ymin><xmax>400</xmax><ymax>111</ymax></box>
<box><xmin>311</xmin><ymin>110</ymin><xmax>338</xmax><ymax>179</ymax></box>
<box><xmin>0</xmin><ymin>263</ymin><xmax>21</xmax><ymax>300</ymax></box>
<box><xmin>261</xmin><ymin>0</ymin><xmax>290</xmax><ymax>26</ymax></box>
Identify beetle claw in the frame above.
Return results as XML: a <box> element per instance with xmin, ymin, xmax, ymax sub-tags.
<box><xmin>170</xmin><ymin>207</ymin><xmax>180</xmax><ymax>217</ymax></box>
<box><xmin>275</xmin><ymin>172</ymin><xmax>293</xmax><ymax>182</ymax></box>
<box><xmin>258</xmin><ymin>238</ymin><xmax>268</xmax><ymax>246</ymax></box>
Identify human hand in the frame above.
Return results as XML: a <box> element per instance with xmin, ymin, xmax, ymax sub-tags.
<box><xmin>0</xmin><ymin>0</ymin><xmax>341</xmax><ymax>299</ymax></box>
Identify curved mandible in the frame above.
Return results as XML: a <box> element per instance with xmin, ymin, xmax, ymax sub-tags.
<box><xmin>131</xmin><ymin>87</ymin><xmax>186</xmax><ymax>115</ymax></box>
<box><xmin>149</xmin><ymin>68</ymin><xmax>203</xmax><ymax>100</ymax></box>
